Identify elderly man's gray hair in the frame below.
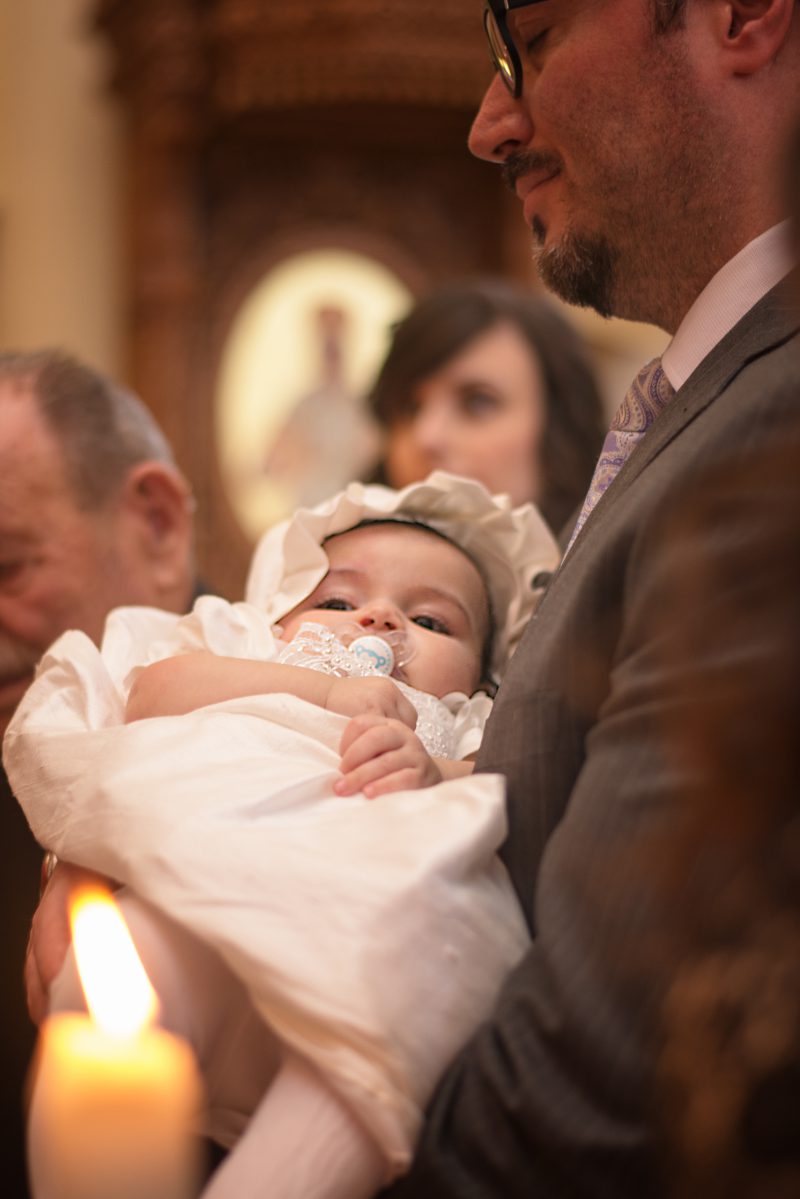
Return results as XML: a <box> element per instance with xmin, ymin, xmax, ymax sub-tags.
<box><xmin>0</xmin><ymin>349</ymin><xmax>176</xmax><ymax>510</ymax></box>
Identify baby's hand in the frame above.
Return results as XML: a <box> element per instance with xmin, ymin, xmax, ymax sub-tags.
<box><xmin>324</xmin><ymin>676</ymin><xmax>417</xmax><ymax>728</ymax></box>
<box><xmin>336</xmin><ymin>714</ymin><xmax>443</xmax><ymax>797</ymax></box>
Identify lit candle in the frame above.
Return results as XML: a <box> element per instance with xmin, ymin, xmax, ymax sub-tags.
<box><xmin>27</xmin><ymin>886</ymin><xmax>204</xmax><ymax>1199</ymax></box>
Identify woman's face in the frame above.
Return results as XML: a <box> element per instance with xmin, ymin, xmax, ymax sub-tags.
<box><xmin>385</xmin><ymin>320</ymin><xmax>546</xmax><ymax>506</ymax></box>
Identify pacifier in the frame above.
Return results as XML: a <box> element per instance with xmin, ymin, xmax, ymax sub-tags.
<box><xmin>337</xmin><ymin>624</ymin><xmax>415</xmax><ymax>677</ymax></box>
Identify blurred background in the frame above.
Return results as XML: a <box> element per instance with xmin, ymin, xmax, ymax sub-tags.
<box><xmin>0</xmin><ymin>0</ymin><xmax>667</xmax><ymax>597</ymax></box>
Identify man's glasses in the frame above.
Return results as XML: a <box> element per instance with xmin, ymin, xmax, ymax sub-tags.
<box><xmin>484</xmin><ymin>1</ymin><xmax>546</xmax><ymax>98</ymax></box>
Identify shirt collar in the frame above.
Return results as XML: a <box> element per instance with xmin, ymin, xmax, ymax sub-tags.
<box><xmin>661</xmin><ymin>221</ymin><xmax>793</xmax><ymax>392</ymax></box>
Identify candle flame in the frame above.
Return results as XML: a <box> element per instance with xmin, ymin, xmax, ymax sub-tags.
<box><xmin>70</xmin><ymin>886</ymin><xmax>159</xmax><ymax>1037</ymax></box>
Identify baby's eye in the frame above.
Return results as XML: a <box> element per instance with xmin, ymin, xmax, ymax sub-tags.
<box><xmin>412</xmin><ymin>614</ymin><xmax>451</xmax><ymax>636</ymax></box>
<box><xmin>315</xmin><ymin>597</ymin><xmax>355</xmax><ymax>611</ymax></box>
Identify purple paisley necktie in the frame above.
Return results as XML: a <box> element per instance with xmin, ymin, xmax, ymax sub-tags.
<box><xmin>564</xmin><ymin>357</ymin><xmax>675</xmax><ymax>555</ymax></box>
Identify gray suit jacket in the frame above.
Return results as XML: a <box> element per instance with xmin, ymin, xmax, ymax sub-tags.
<box><xmin>382</xmin><ymin>280</ymin><xmax>800</xmax><ymax>1198</ymax></box>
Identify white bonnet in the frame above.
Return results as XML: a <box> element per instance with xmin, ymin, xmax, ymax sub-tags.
<box><xmin>245</xmin><ymin>471</ymin><xmax>559</xmax><ymax>678</ymax></box>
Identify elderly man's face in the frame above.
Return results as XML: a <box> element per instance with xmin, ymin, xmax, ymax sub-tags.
<box><xmin>0</xmin><ymin>384</ymin><xmax>148</xmax><ymax>737</ymax></box>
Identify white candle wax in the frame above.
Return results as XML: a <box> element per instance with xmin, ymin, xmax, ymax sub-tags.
<box><xmin>26</xmin><ymin>887</ymin><xmax>204</xmax><ymax>1199</ymax></box>
<box><xmin>28</xmin><ymin>1014</ymin><xmax>203</xmax><ymax>1199</ymax></box>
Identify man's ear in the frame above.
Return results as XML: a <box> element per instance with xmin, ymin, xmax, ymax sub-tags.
<box><xmin>715</xmin><ymin>0</ymin><xmax>795</xmax><ymax>74</ymax></box>
<box><xmin>119</xmin><ymin>461</ymin><xmax>195</xmax><ymax>609</ymax></box>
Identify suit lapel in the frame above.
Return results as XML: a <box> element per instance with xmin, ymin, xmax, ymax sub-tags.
<box><xmin>559</xmin><ymin>276</ymin><xmax>800</xmax><ymax>568</ymax></box>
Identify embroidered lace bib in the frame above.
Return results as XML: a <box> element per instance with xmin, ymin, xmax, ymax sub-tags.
<box><xmin>276</xmin><ymin>622</ymin><xmax>457</xmax><ymax>759</ymax></box>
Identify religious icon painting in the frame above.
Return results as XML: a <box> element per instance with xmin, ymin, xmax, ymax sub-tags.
<box><xmin>216</xmin><ymin>247</ymin><xmax>413</xmax><ymax>540</ymax></box>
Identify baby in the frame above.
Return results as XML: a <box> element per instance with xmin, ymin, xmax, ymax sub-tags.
<box><xmin>6</xmin><ymin>472</ymin><xmax>558</xmax><ymax>1199</ymax></box>
<box><xmin>125</xmin><ymin>517</ymin><xmax>493</xmax><ymax>795</ymax></box>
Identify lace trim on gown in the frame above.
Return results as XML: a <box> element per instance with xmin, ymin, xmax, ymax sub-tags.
<box><xmin>275</xmin><ymin>622</ymin><xmax>456</xmax><ymax>760</ymax></box>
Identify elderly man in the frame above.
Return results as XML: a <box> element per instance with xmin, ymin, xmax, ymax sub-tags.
<box><xmin>26</xmin><ymin>3</ymin><xmax>800</xmax><ymax>1197</ymax></box>
<box><xmin>0</xmin><ymin>349</ymin><xmax>195</xmax><ymax>1197</ymax></box>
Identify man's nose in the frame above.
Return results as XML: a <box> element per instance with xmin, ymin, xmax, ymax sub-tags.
<box><xmin>468</xmin><ymin>71</ymin><xmax>533</xmax><ymax>164</ymax></box>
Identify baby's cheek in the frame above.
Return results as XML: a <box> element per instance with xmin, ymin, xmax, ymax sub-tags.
<box><xmin>436</xmin><ymin>643</ymin><xmax>483</xmax><ymax>696</ymax></box>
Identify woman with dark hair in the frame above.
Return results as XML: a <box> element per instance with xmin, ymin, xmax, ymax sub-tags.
<box><xmin>367</xmin><ymin>278</ymin><xmax>606</xmax><ymax>534</ymax></box>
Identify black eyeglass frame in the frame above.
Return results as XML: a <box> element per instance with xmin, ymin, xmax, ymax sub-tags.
<box><xmin>484</xmin><ymin>1</ymin><xmax>547</xmax><ymax>98</ymax></box>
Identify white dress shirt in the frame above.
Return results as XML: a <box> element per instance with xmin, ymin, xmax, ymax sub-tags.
<box><xmin>662</xmin><ymin>221</ymin><xmax>793</xmax><ymax>391</ymax></box>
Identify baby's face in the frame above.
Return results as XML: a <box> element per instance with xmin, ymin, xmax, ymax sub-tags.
<box><xmin>279</xmin><ymin>524</ymin><xmax>489</xmax><ymax>698</ymax></box>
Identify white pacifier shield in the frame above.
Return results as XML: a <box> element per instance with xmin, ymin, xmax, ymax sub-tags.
<box><xmin>349</xmin><ymin>634</ymin><xmax>395</xmax><ymax>675</ymax></box>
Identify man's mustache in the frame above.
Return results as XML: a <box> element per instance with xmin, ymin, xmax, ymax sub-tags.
<box><xmin>502</xmin><ymin>150</ymin><xmax>563</xmax><ymax>192</ymax></box>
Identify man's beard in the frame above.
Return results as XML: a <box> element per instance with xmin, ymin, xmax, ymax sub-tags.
<box><xmin>532</xmin><ymin>219</ymin><xmax>618</xmax><ymax>319</ymax></box>
<box><xmin>503</xmin><ymin>151</ymin><xmax>620</xmax><ymax>318</ymax></box>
